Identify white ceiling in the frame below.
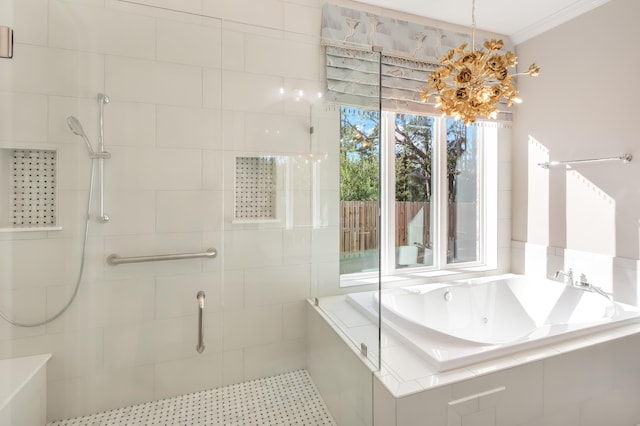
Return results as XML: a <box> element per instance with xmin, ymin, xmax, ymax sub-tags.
<box><xmin>351</xmin><ymin>0</ymin><xmax>610</xmax><ymax>44</ymax></box>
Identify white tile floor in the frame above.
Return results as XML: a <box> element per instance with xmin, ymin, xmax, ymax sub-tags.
<box><xmin>47</xmin><ymin>370</ymin><xmax>335</xmax><ymax>426</ymax></box>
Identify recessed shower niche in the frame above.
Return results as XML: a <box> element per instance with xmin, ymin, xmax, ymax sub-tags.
<box><xmin>234</xmin><ymin>155</ymin><xmax>286</xmax><ymax>223</ymax></box>
<box><xmin>0</xmin><ymin>146</ymin><xmax>61</xmax><ymax>232</ymax></box>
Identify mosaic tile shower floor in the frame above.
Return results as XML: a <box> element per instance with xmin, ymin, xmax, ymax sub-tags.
<box><xmin>47</xmin><ymin>370</ymin><xmax>336</xmax><ymax>426</ymax></box>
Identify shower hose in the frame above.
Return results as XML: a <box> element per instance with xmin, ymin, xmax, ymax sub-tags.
<box><xmin>0</xmin><ymin>160</ymin><xmax>96</xmax><ymax>327</ymax></box>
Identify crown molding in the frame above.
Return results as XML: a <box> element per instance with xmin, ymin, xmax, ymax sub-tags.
<box><xmin>510</xmin><ymin>0</ymin><xmax>610</xmax><ymax>45</ymax></box>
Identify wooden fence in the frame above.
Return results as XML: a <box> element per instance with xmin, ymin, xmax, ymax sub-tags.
<box><xmin>395</xmin><ymin>201</ymin><xmax>430</xmax><ymax>247</ymax></box>
<box><xmin>340</xmin><ymin>201</ymin><xmax>379</xmax><ymax>253</ymax></box>
<box><xmin>340</xmin><ymin>201</ymin><xmax>430</xmax><ymax>252</ymax></box>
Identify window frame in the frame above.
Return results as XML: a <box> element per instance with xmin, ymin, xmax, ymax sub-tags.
<box><xmin>339</xmin><ymin>108</ymin><xmax>496</xmax><ymax>285</ymax></box>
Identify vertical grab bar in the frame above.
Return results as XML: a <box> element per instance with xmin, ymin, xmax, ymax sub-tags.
<box><xmin>196</xmin><ymin>291</ymin><xmax>205</xmax><ymax>354</ymax></box>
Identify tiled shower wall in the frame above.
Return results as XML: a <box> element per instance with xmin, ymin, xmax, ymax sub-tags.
<box><xmin>0</xmin><ymin>0</ymin><xmax>324</xmax><ymax>421</ymax></box>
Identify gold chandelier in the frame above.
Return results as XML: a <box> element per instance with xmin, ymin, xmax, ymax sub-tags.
<box><xmin>419</xmin><ymin>0</ymin><xmax>540</xmax><ymax>125</ymax></box>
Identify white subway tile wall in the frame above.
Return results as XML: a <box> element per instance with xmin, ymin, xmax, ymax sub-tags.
<box><xmin>0</xmin><ymin>0</ymin><xmax>322</xmax><ymax>422</ymax></box>
<box><xmin>0</xmin><ymin>93</ymin><xmax>48</xmax><ymax>142</ymax></box>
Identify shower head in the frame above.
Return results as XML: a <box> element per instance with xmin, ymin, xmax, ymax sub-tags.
<box><xmin>67</xmin><ymin>115</ymin><xmax>84</xmax><ymax>136</ymax></box>
<box><xmin>67</xmin><ymin>116</ymin><xmax>95</xmax><ymax>156</ymax></box>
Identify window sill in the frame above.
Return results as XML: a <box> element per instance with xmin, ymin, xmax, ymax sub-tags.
<box><xmin>340</xmin><ymin>264</ymin><xmax>499</xmax><ymax>288</ymax></box>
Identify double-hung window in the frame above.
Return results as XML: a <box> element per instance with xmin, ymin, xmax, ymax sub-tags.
<box><xmin>339</xmin><ymin>106</ymin><xmax>497</xmax><ymax>280</ymax></box>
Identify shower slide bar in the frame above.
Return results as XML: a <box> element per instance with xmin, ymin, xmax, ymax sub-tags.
<box><xmin>538</xmin><ymin>153</ymin><xmax>632</xmax><ymax>169</ymax></box>
<box><xmin>107</xmin><ymin>248</ymin><xmax>217</xmax><ymax>266</ymax></box>
<box><xmin>97</xmin><ymin>93</ymin><xmax>110</xmax><ymax>223</ymax></box>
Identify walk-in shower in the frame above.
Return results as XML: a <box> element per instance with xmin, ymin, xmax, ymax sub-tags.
<box><xmin>1</xmin><ymin>1</ymin><xmax>328</xmax><ymax>424</ymax></box>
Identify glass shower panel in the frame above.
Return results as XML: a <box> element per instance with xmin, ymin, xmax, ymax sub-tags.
<box><xmin>310</xmin><ymin>49</ymin><xmax>382</xmax><ymax>371</ymax></box>
<box><xmin>340</xmin><ymin>105</ymin><xmax>380</xmax><ymax>275</ymax></box>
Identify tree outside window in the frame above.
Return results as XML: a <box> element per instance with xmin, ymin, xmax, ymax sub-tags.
<box><xmin>339</xmin><ymin>106</ymin><xmax>482</xmax><ymax>276</ymax></box>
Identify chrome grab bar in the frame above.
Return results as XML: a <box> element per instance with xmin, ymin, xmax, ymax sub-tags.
<box><xmin>107</xmin><ymin>248</ymin><xmax>217</xmax><ymax>266</ymax></box>
<box><xmin>196</xmin><ymin>291</ymin><xmax>205</xmax><ymax>354</ymax></box>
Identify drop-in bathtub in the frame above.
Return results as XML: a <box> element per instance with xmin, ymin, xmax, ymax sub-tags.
<box><xmin>346</xmin><ymin>275</ymin><xmax>640</xmax><ymax>371</ymax></box>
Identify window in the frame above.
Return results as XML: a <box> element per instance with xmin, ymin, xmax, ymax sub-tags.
<box><xmin>339</xmin><ymin>106</ymin><xmax>495</xmax><ymax>279</ymax></box>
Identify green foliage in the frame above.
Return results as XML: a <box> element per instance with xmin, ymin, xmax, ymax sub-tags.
<box><xmin>339</xmin><ymin>108</ymin><xmax>475</xmax><ymax>204</ymax></box>
<box><xmin>340</xmin><ymin>108</ymin><xmax>380</xmax><ymax>201</ymax></box>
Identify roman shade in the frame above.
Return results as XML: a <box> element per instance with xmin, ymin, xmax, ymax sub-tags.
<box><xmin>321</xmin><ymin>4</ymin><xmax>513</xmax><ymax>120</ymax></box>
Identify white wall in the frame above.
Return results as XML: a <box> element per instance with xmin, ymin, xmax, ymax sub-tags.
<box><xmin>512</xmin><ymin>0</ymin><xmax>640</xmax><ymax>260</ymax></box>
<box><xmin>0</xmin><ymin>0</ymin><xmax>322</xmax><ymax>421</ymax></box>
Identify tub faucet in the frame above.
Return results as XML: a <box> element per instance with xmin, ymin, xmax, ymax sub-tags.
<box><xmin>574</xmin><ymin>273</ymin><xmax>589</xmax><ymax>288</ymax></box>
<box><xmin>554</xmin><ymin>268</ymin><xmax>573</xmax><ymax>285</ymax></box>
<box><xmin>574</xmin><ymin>274</ymin><xmax>612</xmax><ymax>300</ymax></box>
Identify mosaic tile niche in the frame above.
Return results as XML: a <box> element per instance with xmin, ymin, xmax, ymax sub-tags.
<box><xmin>234</xmin><ymin>156</ymin><xmax>278</xmax><ymax>222</ymax></box>
<box><xmin>0</xmin><ymin>147</ymin><xmax>57</xmax><ymax>230</ymax></box>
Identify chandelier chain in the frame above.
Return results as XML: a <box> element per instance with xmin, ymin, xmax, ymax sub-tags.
<box><xmin>471</xmin><ymin>0</ymin><xmax>476</xmax><ymax>51</ymax></box>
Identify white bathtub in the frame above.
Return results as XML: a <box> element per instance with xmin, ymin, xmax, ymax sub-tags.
<box><xmin>347</xmin><ymin>275</ymin><xmax>640</xmax><ymax>371</ymax></box>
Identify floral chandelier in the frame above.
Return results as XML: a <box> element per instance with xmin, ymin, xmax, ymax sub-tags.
<box><xmin>419</xmin><ymin>0</ymin><xmax>540</xmax><ymax>125</ymax></box>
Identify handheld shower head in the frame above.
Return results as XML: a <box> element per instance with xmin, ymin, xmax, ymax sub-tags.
<box><xmin>67</xmin><ymin>116</ymin><xmax>96</xmax><ymax>156</ymax></box>
<box><xmin>67</xmin><ymin>116</ymin><xmax>84</xmax><ymax>135</ymax></box>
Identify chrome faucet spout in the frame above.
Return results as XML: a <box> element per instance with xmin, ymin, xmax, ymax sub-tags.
<box><xmin>554</xmin><ymin>268</ymin><xmax>573</xmax><ymax>285</ymax></box>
